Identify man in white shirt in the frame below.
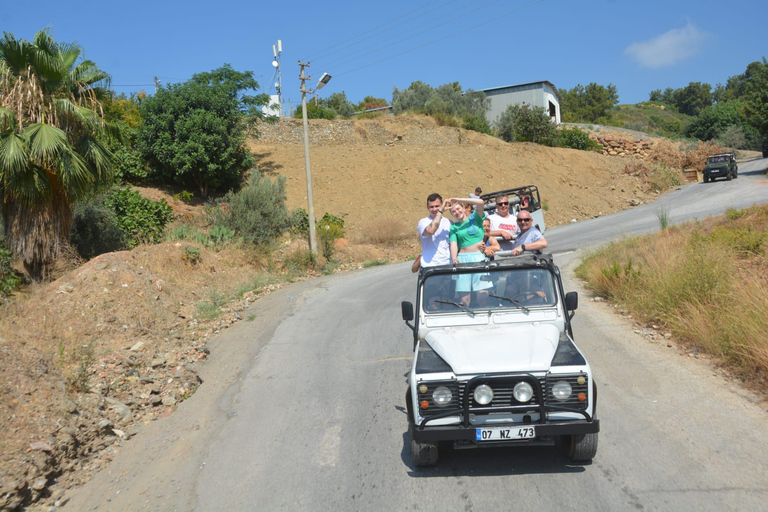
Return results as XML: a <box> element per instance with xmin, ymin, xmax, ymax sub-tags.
<box><xmin>417</xmin><ymin>193</ymin><xmax>452</xmax><ymax>267</ymax></box>
<box><xmin>487</xmin><ymin>194</ymin><xmax>519</xmax><ymax>251</ymax></box>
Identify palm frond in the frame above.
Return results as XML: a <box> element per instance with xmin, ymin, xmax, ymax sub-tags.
<box><xmin>24</xmin><ymin>122</ymin><xmax>68</xmax><ymax>164</ymax></box>
<box><xmin>0</xmin><ymin>32</ymin><xmax>29</xmax><ymax>73</ymax></box>
<box><xmin>78</xmin><ymin>135</ymin><xmax>113</xmax><ymax>180</ymax></box>
<box><xmin>57</xmin><ymin>145</ymin><xmax>93</xmax><ymax>197</ymax></box>
<box><xmin>0</xmin><ymin>107</ymin><xmax>17</xmax><ymax>133</ymax></box>
<box><xmin>3</xmin><ymin>161</ymin><xmax>50</xmax><ymax>205</ymax></box>
<box><xmin>0</xmin><ymin>132</ymin><xmax>30</xmax><ymax>178</ymax></box>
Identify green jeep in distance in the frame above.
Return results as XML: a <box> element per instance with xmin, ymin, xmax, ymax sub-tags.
<box><xmin>703</xmin><ymin>153</ymin><xmax>738</xmax><ymax>183</ymax></box>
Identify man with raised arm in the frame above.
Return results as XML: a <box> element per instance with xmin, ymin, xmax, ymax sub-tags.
<box><xmin>417</xmin><ymin>193</ymin><xmax>452</xmax><ymax>268</ymax></box>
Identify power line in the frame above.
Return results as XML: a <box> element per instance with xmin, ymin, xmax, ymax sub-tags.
<box><xmin>310</xmin><ymin>0</ymin><xmax>467</xmax><ymax>64</ymax></box>
<box><xmin>334</xmin><ymin>0</ymin><xmax>546</xmax><ymax>78</ymax></box>
<box><xmin>322</xmin><ymin>0</ymin><xmax>502</xmax><ymax>70</ymax></box>
<box><xmin>302</xmin><ymin>0</ymin><xmax>449</xmax><ymax>62</ymax></box>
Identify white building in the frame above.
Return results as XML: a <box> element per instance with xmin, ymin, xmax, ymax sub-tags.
<box><xmin>478</xmin><ymin>81</ymin><xmax>561</xmax><ymax>125</ymax></box>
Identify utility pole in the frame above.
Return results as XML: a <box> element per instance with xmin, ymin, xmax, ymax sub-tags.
<box><xmin>154</xmin><ymin>76</ymin><xmax>160</xmax><ymax>94</ymax></box>
<box><xmin>299</xmin><ymin>62</ymin><xmax>318</xmax><ymax>257</ymax></box>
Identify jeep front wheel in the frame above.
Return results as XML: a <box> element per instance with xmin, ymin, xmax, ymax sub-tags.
<box><xmin>703</xmin><ymin>175</ymin><xmax>709</xmax><ymax>183</ymax></box>
<box><xmin>564</xmin><ymin>432</ymin><xmax>598</xmax><ymax>461</ymax></box>
<box><xmin>411</xmin><ymin>439</ymin><xmax>439</xmax><ymax>467</ymax></box>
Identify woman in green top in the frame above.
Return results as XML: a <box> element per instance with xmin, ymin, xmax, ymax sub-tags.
<box><xmin>447</xmin><ymin>197</ymin><xmax>492</xmax><ymax>306</ymax></box>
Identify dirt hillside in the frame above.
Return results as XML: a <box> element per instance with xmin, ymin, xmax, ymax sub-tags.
<box><xmin>250</xmin><ymin>115</ymin><xmax>662</xmax><ymax>240</ymax></box>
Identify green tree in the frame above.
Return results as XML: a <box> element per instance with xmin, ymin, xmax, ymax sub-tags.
<box><xmin>495</xmin><ymin>104</ymin><xmax>557</xmax><ymax>145</ymax></box>
<box><xmin>671</xmin><ymin>82</ymin><xmax>713</xmax><ymax>116</ymax></box>
<box><xmin>326</xmin><ymin>92</ymin><xmax>354</xmax><ymax>117</ymax></box>
<box><xmin>0</xmin><ymin>29</ymin><xmax>114</xmax><ymax>280</ymax></box>
<box><xmin>684</xmin><ymin>101</ymin><xmax>744</xmax><ymax>141</ymax></box>
<box><xmin>138</xmin><ymin>65</ymin><xmax>265</xmax><ymax>196</ymax></box>
<box><xmin>392</xmin><ymin>81</ymin><xmax>489</xmax><ymax>118</ymax></box>
<box><xmin>558</xmin><ymin>83</ymin><xmax>619</xmax><ymax>123</ymax></box>
<box><xmin>739</xmin><ymin>58</ymin><xmax>768</xmax><ymax>140</ymax></box>
<box><xmin>356</xmin><ymin>96</ymin><xmax>389</xmax><ymax>112</ymax></box>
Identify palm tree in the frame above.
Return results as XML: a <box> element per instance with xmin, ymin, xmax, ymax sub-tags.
<box><xmin>0</xmin><ymin>28</ymin><xmax>113</xmax><ymax>280</ymax></box>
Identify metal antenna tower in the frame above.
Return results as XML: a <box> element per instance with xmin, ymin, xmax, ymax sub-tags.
<box><xmin>272</xmin><ymin>40</ymin><xmax>283</xmax><ymax>116</ymax></box>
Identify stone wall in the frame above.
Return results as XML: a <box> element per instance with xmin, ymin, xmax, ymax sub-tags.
<box><xmin>589</xmin><ymin>134</ymin><xmax>653</xmax><ymax>158</ymax></box>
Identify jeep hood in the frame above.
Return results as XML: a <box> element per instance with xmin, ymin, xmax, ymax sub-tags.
<box><xmin>425</xmin><ymin>324</ymin><xmax>560</xmax><ymax>375</ymax></box>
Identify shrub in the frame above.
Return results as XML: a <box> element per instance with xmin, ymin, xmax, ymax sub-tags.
<box><xmin>104</xmin><ymin>187</ymin><xmax>174</xmax><ymax>247</ymax></box>
<box><xmin>182</xmin><ymin>246</ymin><xmax>202</xmax><ymax>264</ymax></box>
<box><xmin>173</xmin><ymin>190</ymin><xmax>194</xmax><ymax>204</ymax></box>
<box><xmin>557</xmin><ymin>127</ymin><xmax>602</xmax><ymax>151</ymax></box>
<box><xmin>461</xmin><ymin>114</ymin><xmax>493</xmax><ymax>135</ymax></box>
<box><xmin>290</xmin><ymin>208</ymin><xmax>309</xmax><ymax>236</ymax></box>
<box><xmin>0</xmin><ymin>247</ymin><xmax>23</xmax><ymax>296</ymax></box>
<box><xmin>111</xmin><ymin>142</ymin><xmax>149</xmax><ymax>183</ymax></box>
<box><xmin>208</xmin><ymin>173</ymin><xmax>290</xmax><ymax>246</ymax></box>
<box><xmin>360</xmin><ymin>217</ymin><xmax>407</xmax><ymax>245</ymax></box>
<box><xmin>209</xmin><ymin>225</ymin><xmax>236</xmax><ymax>247</ymax></box>
<box><xmin>317</xmin><ymin>213</ymin><xmax>345</xmax><ymax>261</ymax></box>
<box><xmin>495</xmin><ymin>104</ymin><xmax>557</xmax><ymax>145</ymax></box>
<box><xmin>283</xmin><ymin>248</ymin><xmax>316</xmax><ymax>274</ymax></box>
<box><xmin>431</xmin><ymin>111</ymin><xmax>459</xmax><ymax>127</ymax></box>
<box><xmin>70</xmin><ymin>200</ymin><xmax>128</xmax><ymax>259</ymax></box>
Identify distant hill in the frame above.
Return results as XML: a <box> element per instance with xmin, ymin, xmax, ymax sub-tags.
<box><xmin>608</xmin><ymin>102</ymin><xmax>691</xmax><ymax>139</ymax></box>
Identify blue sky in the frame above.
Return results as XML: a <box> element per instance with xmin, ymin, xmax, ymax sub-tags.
<box><xmin>3</xmin><ymin>0</ymin><xmax>766</xmax><ymax>111</ymax></box>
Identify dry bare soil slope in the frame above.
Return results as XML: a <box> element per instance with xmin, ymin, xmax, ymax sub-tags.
<box><xmin>251</xmin><ymin>115</ymin><xmax>661</xmax><ymax>238</ymax></box>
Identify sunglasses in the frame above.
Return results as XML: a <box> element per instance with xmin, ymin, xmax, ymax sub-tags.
<box><xmin>497</xmin><ymin>202</ymin><xmax>509</xmax><ymax>206</ymax></box>
<box><xmin>517</xmin><ymin>218</ymin><xmax>532</xmax><ymax>223</ymax></box>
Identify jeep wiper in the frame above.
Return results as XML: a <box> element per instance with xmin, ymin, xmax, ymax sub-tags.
<box><xmin>435</xmin><ymin>300</ymin><xmax>475</xmax><ymax>316</ymax></box>
<box><xmin>489</xmin><ymin>294</ymin><xmax>530</xmax><ymax>313</ymax></box>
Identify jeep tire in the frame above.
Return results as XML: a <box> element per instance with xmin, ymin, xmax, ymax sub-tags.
<box><xmin>703</xmin><ymin>175</ymin><xmax>709</xmax><ymax>183</ymax></box>
<box><xmin>564</xmin><ymin>432</ymin><xmax>598</xmax><ymax>461</ymax></box>
<box><xmin>411</xmin><ymin>439</ymin><xmax>439</xmax><ymax>467</ymax></box>
<box><xmin>726</xmin><ymin>171</ymin><xmax>732</xmax><ymax>181</ymax></box>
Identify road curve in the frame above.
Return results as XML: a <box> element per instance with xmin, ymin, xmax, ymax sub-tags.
<box><xmin>66</xmin><ymin>158</ymin><xmax>768</xmax><ymax>511</ymax></box>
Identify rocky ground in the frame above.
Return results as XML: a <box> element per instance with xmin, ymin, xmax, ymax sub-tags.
<box><xmin>0</xmin><ymin>115</ymin><xmax>733</xmax><ymax>510</ymax></box>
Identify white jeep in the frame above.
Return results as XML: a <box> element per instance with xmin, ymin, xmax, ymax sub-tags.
<box><xmin>401</xmin><ymin>253</ymin><xmax>599</xmax><ymax>467</ymax></box>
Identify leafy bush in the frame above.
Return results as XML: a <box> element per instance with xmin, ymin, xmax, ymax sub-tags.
<box><xmin>209</xmin><ymin>225</ymin><xmax>236</xmax><ymax>247</ymax></box>
<box><xmin>0</xmin><ymin>247</ymin><xmax>23</xmax><ymax>296</ymax></box>
<box><xmin>111</xmin><ymin>141</ymin><xmax>148</xmax><ymax>183</ymax></box>
<box><xmin>182</xmin><ymin>246</ymin><xmax>202</xmax><ymax>264</ymax></box>
<box><xmin>283</xmin><ymin>248</ymin><xmax>316</xmax><ymax>273</ymax></box>
<box><xmin>556</xmin><ymin>127</ymin><xmax>602</xmax><ymax>151</ymax></box>
<box><xmin>290</xmin><ymin>208</ymin><xmax>309</xmax><ymax>236</ymax></box>
<box><xmin>495</xmin><ymin>104</ymin><xmax>557</xmax><ymax>146</ymax></box>
<box><xmin>317</xmin><ymin>213</ymin><xmax>345</xmax><ymax>261</ymax></box>
<box><xmin>294</xmin><ymin>103</ymin><xmax>337</xmax><ymax>120</ymax></box>
<box><xmin>431</xmin><ymin>111</ymin><xmax>459</xmax><ymax>127</ymax></box>
<box><xmin>392</xmin><ymin>81</ymin><xmax>489</xmax><ymax>118</ymax></box>
<box><xmin>103</xmin><ymin>188</ymin><xmax>174</xmax><ymax>246</ymax></box>
<box><xmin>138</xmin><ymin>65</ymin><xmax>267</xmax><ymax>196</ymax></box>
<box><xmin>461</xmin><ymin>114</ymin><xmax>493</xmax><ymax>135</ymax></box>
<box><xmin>208</xmin><ymin>173</ymin><xmax>290</xmax><ymax>246</ymax></box>
<box><xmin>70</xmin><ymin>200</ymin><xmax>128</xmax><ymax>259</ymax></box>
<box><xmin>173</xmin><ymin>190</ymin><xmax>194</xmax><ymax>204</ymax></box>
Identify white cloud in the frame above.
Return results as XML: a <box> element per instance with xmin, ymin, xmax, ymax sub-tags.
<box><xmin>624</xmin><ymin>23</ymin><xmax>708</xmax><ymax>68</ymax></box>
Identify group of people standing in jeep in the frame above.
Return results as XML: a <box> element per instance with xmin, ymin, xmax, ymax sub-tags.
<box><xmin>414</xmin><ymin>190</ymin><xmax>548</xmax><ymax>273</ymax></box>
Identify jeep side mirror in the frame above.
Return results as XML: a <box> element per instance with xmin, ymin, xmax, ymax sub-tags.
<box><xmin>565</xmin><ymin>292</ymin><xmax>578</xmax><ymax>312</ymax></box>
<box><xmin>402</xmin><ymin>301</ymin><xmax>414</xmax><ymax>322</ymax></box>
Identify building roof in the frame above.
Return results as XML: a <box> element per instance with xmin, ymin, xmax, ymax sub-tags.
<box><xmin>478</xmin><ymin>81</ymin><xmax>561</xmax><ymax>102</ymax></box>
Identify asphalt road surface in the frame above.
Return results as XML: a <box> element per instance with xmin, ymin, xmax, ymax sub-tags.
<box><xmin>67</xmin><ymin>158</ymin><xmax>768</xmax><ymax>511</ymax></box>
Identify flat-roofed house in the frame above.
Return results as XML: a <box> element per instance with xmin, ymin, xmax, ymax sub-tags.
<box><xmin>479</xmin><ymin>81</ymin><xmax>561</xmax><ymax>125</ymax></box>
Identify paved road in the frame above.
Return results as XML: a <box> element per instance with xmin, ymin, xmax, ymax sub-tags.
<box><xmin>66</xmin><ymin>158</ymin><xmax>768</xmax><ymax>511</ymax></box>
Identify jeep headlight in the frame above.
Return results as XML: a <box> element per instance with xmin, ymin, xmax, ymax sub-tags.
<box><xmin>473</xmin><ymin>384</ymin><xmax>493</xmax><ymax>405</ymax></box>
<box><xmin>552</xmin><ymin>381</ymin><xmax>573</xmax><ymax>401</ymax></box>
<box><xmin>432</xmin><ymin>386</ymin><xmax>453</xmax><ymax>406</ymax></box>
<box><xmin>513</xmin><ymin>382</ymin><xmax>534</xmax><ymax>403</ymax></box>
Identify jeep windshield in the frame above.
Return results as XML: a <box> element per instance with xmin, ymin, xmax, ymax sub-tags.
<box><xmin>707</xmin><ymin>155</ymin><xmax>729</xmax><ymax>163</ymax></box>
<box><xmin>421</xmin><ymin>267</ymin><xmax>557</xmax><ymax>313</ymax></box>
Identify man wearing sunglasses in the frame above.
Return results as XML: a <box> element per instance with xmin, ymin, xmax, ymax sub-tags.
<box><xmin>511</xmin><ymin>211</ymin><xmax>548</xmax><ymax>256</ymax></box>
<box><xmin>487</xmin><ymin>194</ymin><xmax>519</xmax><ymax>251</ymax></box>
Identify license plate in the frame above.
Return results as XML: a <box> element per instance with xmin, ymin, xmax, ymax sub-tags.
<box><xmin>476</xmin><ymin>426</ymin><xmax>536</xmax><ymax>441</ymax></box>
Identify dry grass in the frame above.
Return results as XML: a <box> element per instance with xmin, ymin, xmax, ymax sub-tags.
<box><xmin>648</xmin><ymin>139</ymin><xmax>728</xmax><ymax>171</ymax></box>
<box><xmin>356</xmin><ymin>216</ymin><xmax>409</xmax><ymax>245</ymax></box>
<box><xmin>577</xmin><ymin>205</ymin><xmax>768</xmax><ymax>386</ymax></box>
